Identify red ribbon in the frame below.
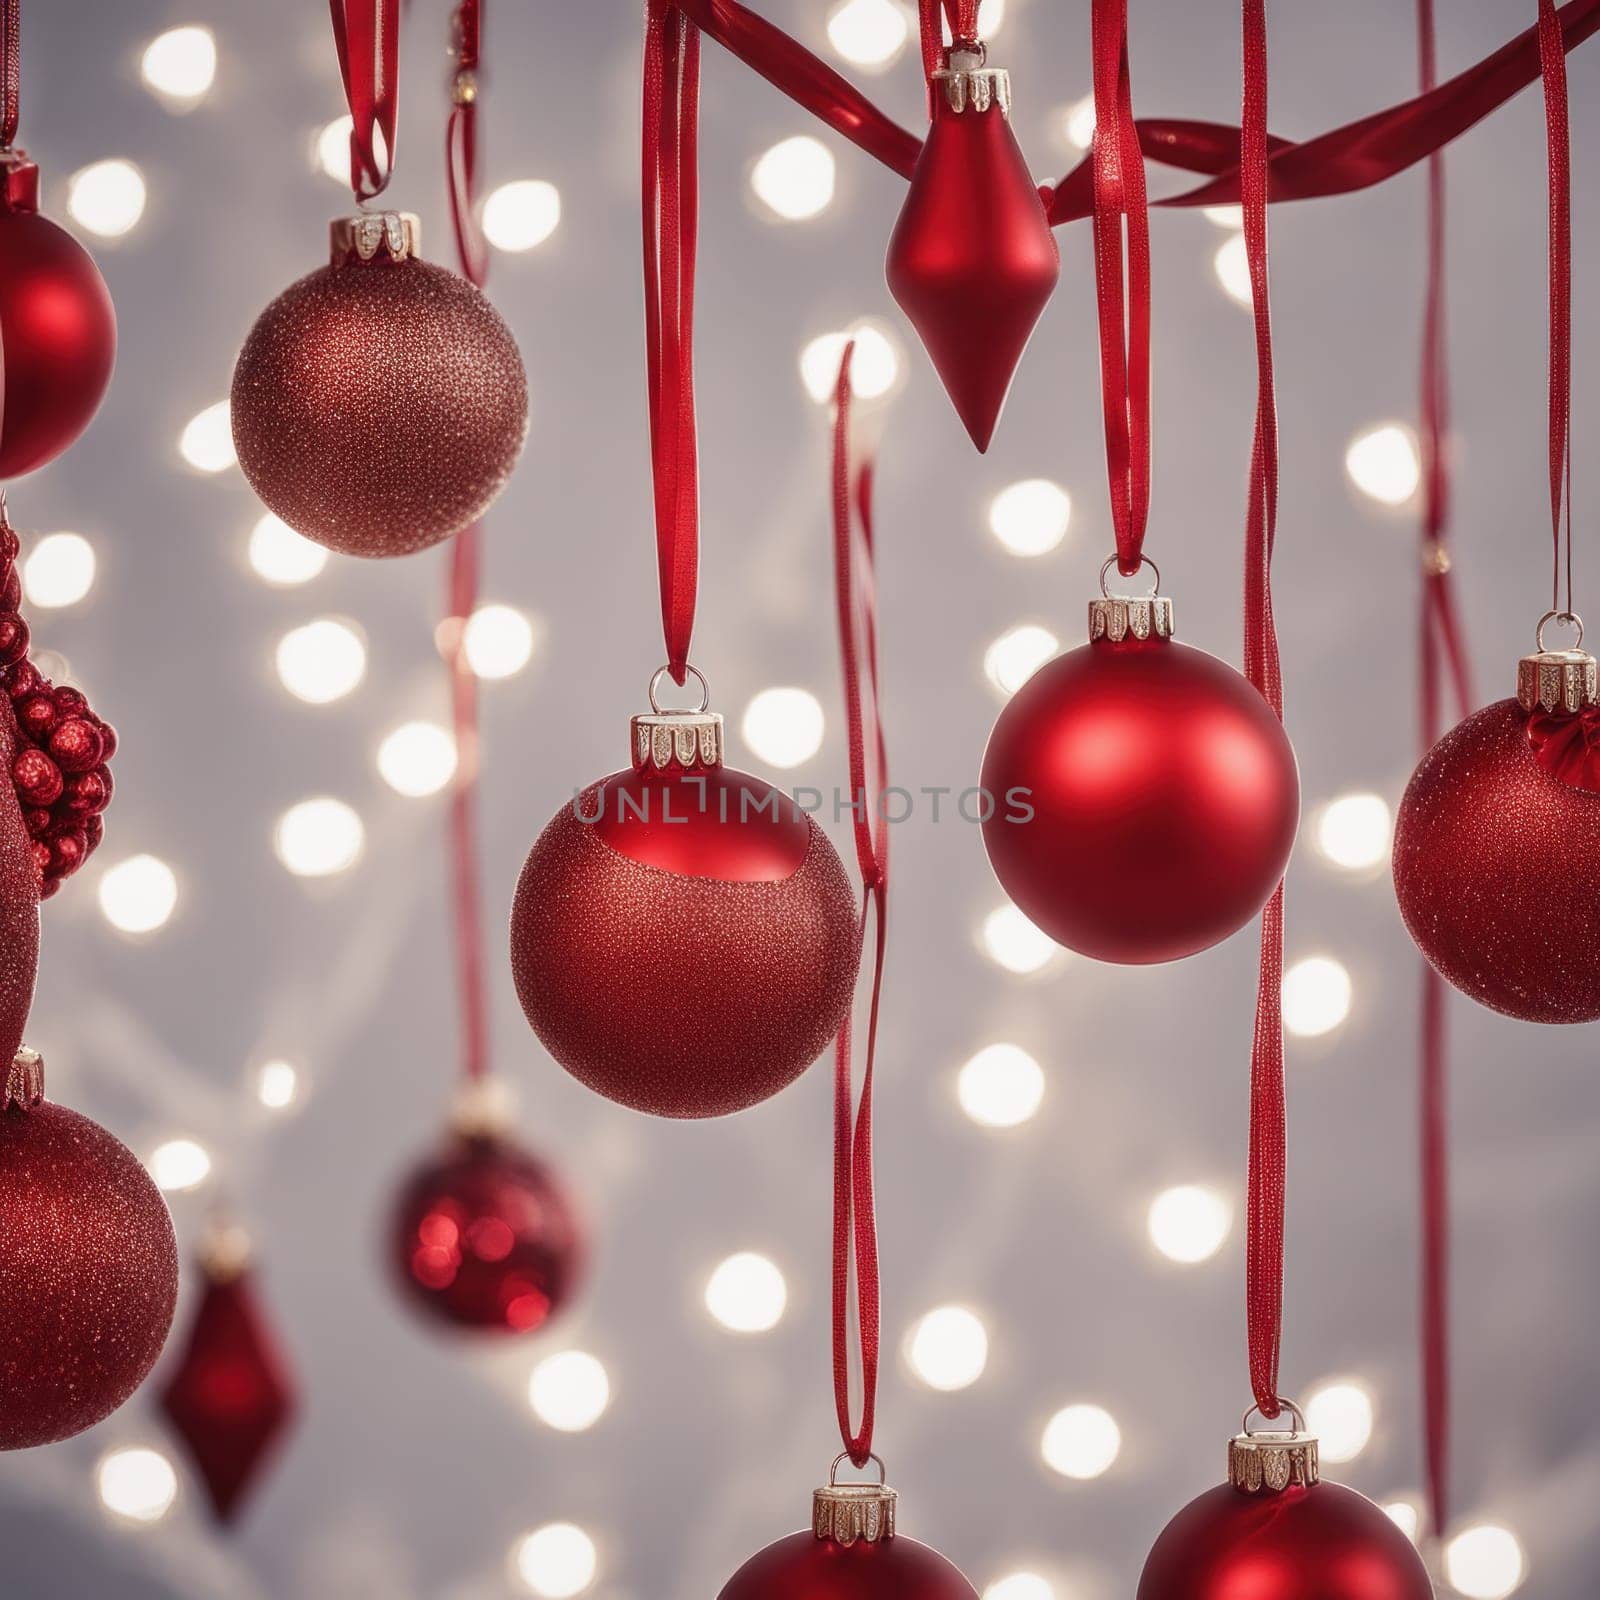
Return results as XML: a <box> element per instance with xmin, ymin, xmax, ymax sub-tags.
<box><xmin>1538</xmin><ymin>0</ymin><xmax>1574</xmax><ymax>617</ymax></box>
<box><xmin>446</xmin><ymin>0</ymin><xmax>488</xmax><ymax>289</ymax></box>
<box><xmin>1526</xmin><ymin>708</ymin><xmax>1600</xmax><ymax>790</ymax></box>
<box><xmin>642</xmin><ymin>3</ymin><xmax>701</xmax><ymax>688</ymax></box>
<box><xmin>917</xmin><ymin>0</ymin><xmax>980</xmax><ymax>82</ymax></box>
<box><xmin>829</xmin><ymin>343</ymin><xmax>889</xmax><ymax>1469</ymax></box>
<box><xmin>1</xmin><ymin>0</ymin><xmax>19</xmax><ymax>150</ymax></box>
<box><xmin>1089</xmin><ymin>0</ymin><xmax>1152</xmax><ymax>579</ymax></box>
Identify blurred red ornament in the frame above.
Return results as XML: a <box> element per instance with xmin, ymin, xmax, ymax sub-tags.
<box><xmin>0</xmin><ymin>1054</ymin><xmax>177</xmax><ymax>1449</ymax></box>
<box><xmin>390</xmin><ymin>1119</ymin><xmax>581</xmax><ymax>1334</ymax></box>
<box><xmin>720</xmin><ymin>1469</ymin><xmax>978</xmax><ymax>1600</ymax></box>
<box><xmin>1394</xmin><ymin>636</ymin><xmax>1600</xmax><ymax>1023</ymax></box>
<box><xmin>230</xmin><ymin>212</ymin><xmax>527</xmax><ymax>559</ymax></box>
<box><xmin>981</xmin><ymin>592</ymin><xmax>1298</xmax><ymax>963</ymax></box>
<box><xmin>510</xmin><ymin>695</ymin><xmax>859</xmax><ymax>1119</ymax></box>
<box><xmin>0</xmin><ymin>157</ymin><xmax>116</xmax><ymax>479</ymax></box>
<box><xmin>886</xmin><ymin>51</ymin><xmax>1058</xmax><ymax>452</ymax></box>
<box><xmin>160</xmin><ymin>1232</ymin><xmax>296</xmax><ymax>1523</ymax></box>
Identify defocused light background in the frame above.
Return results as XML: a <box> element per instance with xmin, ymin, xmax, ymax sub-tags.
<box><xmin>2</xmin><ymin>3</ymin><xmax>1597</xmax><ymax>1597</ymax></box>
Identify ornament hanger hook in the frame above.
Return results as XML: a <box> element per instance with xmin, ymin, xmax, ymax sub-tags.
<box><xmin>1241</xmin><ymin>1398</ymin><xmax>1307</xmax><ymax>1437</ymax></box>
<box><xmin>1535</xmin><ymin>609</ymin><xmax>1584</xmax><ymax>654</ymax></box>
<box><xmin>829</xmin><ymin>1450</ymin><xmax>888</xmax><ymax>1486</ymax></box>
<box><xmin>648</xmin><ymin>663</ymin><xmax>711</xmax><ymax>715</ymax></box>
<box><xmin>1100</xmin><ymin>553</ymin><xmax>1161</xmax><ymax>601</ymax></box>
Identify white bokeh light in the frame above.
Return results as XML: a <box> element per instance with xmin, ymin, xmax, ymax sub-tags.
<box><xmin>99</xmin><ymin>854</ymin><xmax>179</xmax><ymax>934</ymax></box>
<box><xmin>1282</xmin><ymin>956</ymin><xmax>1353</xmax><ymax>1039</ymax></box>
<box><xmin>514</xmin><ymin>1523</ymin><xmax>598</xmax><ymax>1599</ymax></box>
<box><xmin>150</xmin><ymin>1137</ymin><xmax>211</xmax><ymax>1193</ymax></box>
<box><xmin>1345</xmin><ymin>423</ymin><xmax>1421</xmax><ymax>507</ymax></box>
<box><xmin>800</xmin><ymin>323</ymin><xmax>902</xmax><ymax>403</ymax></box>
<box><xmin>249</xmin><ymin>514</ymin><xmax>329</xmax><ymax>587</ymax></box>
<box><xmin>1445</xmin><ymin>1525</ymin><xmax>1526</xmax><ymax>1600</ymax></box>
<box><xmin>140</xmin><ymin>25</ymin><xmax>217</xmax><ymax>106</ymax></box>
<box><xmin>980</xmin><ymin>904</ymin><xmax>1058</xmax><ymax>976</ymax></box>
<box><xmin>1147</xmin><ymin>1185</ymin><xmax>1232</xmax><ymax>1264</ymax></box>
<box><xmin>378</xmin><ymin>722</ymin><xmax>458</xmax><ymax>797</ymax></box>
<box><xmin>67</xmin><ymin>159</ymin><xmax>147</xmax><ymax>238</ymax></box>
<box><xmin>275</xmin><ymin>618</ymin><xmax>366</xmax><ymax>705</ymax></box>
<box><xmin>1314</xmin><ymin>792</ymin><xmax>1392</xmax><ymax>871</ymax></box>
<box><xmin>958</xmin><ymin>1043</ymin><xmax>1045</xmax><ymax>1129</ymax></box>
<box><xmin>257</xmin><ymin>1060</ymin><xmax>299</xmax><ymax>1111</ymax></box>
<box><xmin>1305</xmin><ymin>1380</ymin><xmax>1374</xmax><ymax>1464</ymax></box>
<box><xmin>275</xmin><ymin>798</ymin><xmax>364</xmax><ymax>878</ymax></box>
<box><xmin>1383</xmin><ymin>1500</ymin><xmax>1422</xmax><ymax>1543</ymax></box>
<box><xmin>23</xmin><ymin>532</ymin><xmax>96</xmax><ymax>609</ymax></box>
<box><xmin>97</xmin><ymin>1447</ymin><xmax>178</xmax><ymax>1524</ymax></box>
<box><xmin>528</xmin><ymin>1351</ymin><xmax>612</xmax><ymax>1434</ymax></box>
<box><xmin>463</xmin><ymin>603</ymin><xmax>536</xmax><ymax>679</ymax></box>
<box><xmin>985</xmin><ymin>1577</ymin><xmax>1055</xmax><ymax>1600</ymax></box>
<box><xmin>1042</xmin><ymin>1404</ymin><xmax>1121</xmax><ymax>1480</ymax></box>
<box><xmin>316</xmin><ymin>115</ymin><xmax>354</xmax><ymax>182</ymax></box>
<box><xmin>1063</xmin><ymin>94</ymin><xmax>1097</xmax><ymax>150</ymax></box>
<box><xmin>705</xmin><ymin>1252</ymin><xmax>787</xmax><ymax>1333</ymax></box>
<box><xmin>826</xmin><ymin>0</ymin><xmax>910</xmax><ymax>69</ymax></box>
<box><xmin>482</xmin><ymin>180</ymin><xmax>562</xmax><ymax>252</ymax></box>
<box><xmin>750</xmin><ymin>135</ymin><xmax>836</xmax><ymax>221</ymax></box>
<box><xmin>1214</xmin><ymin>233</ymin><xmax>1253</xmax><ymax>306</ymax></box>
<box><xmin>906</xmin><ymin>1306</ymin><xmax>989</xmax><ymax>1391</ymax></box>
<box><xmin>984</xmin><ymin>624</ymin><xmax>1058</xmax><ymax>695</ymax></box>
<box><xmin>989</xmin><ymin>479</ymin><xmax>1071</xmax><ymax>557</ymax></box>
<box><xmin>1204</xmin><ymin>204</ymin><xmax>1244</xmax><ymax>228</ymax></box>
<box><xmin>741</xmin><ymin>687</ymin><xmax>825</xmax><ymax>768</ymax></box>
<box><xmin>179</xmin><ymin>400</ymin><xmax>236</xmax><ymax>472</ymax></box>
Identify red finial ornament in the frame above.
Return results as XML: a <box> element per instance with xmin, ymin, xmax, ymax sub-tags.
<box><xmin>886</xmin><ymin>40</ymin><xmax>1058</xmax><ymax>450</ymax></box>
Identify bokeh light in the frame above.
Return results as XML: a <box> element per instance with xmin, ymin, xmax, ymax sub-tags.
<box><xmin>178</xmin><ymin>400</ymin><xmax>236</xmax><ymax>472</ymax></box>
<box><xmin>316</xmin><ymin>115</ymin><xmax>354</xmax><ymax>182</ymax></box>
<box><xmin>140</xmin><ymin>25</ymin><xmax>217</xmax><ymax>106</ymax></box>
<box><xmin>378</xmin><ymin>722</ymin><xmax>458</xmax><ymax>797</ymax></box>
<box><xmin>741</xmin><ymin>687</ymin><xmax>825</xmax><ymax>768</ymax></box>
<box><xmin>826</xmin><ymin>0</ymin><xmax>910</xmax><ymax>69</ymax></box>
<box><xmin>98</xmin><ymin>854</ymin><xmax>179</xmax><ymax>934</ymax></box>
<box><xmin>23</xmin><ymin>532</ymin><xmax>96</xmax><ymax>609</ymax></box>
<box><xmin>257</xmin><ymin>1060</ymin><xmax>299</xmax><ymax>1111</ymax></box>
<box><xmin>1042</xmin><ymin>1403</ymin><xmax>1121</xmax><ymax>1480</ymax></box>
<box><xmin>906</xmin><ymin>1305</ymin><xmax>989</xmax><ymax>1391</ymax></box>
<box><xmin>1314</xmin><ymin>792</ymin><xmax>1392</xmax><ymax>871</ymax></box>
<box><xmin>249</xmin><ymin>514</ymin><xmax>329</xmax><ymax>586</ymax></box>
<box><xmin>463</xmin><ymin>603</ymin><xmax>536</xmax><ymax>679</ymax></box>
<box><xmin>514</xmin><ymin>1523</ymin><xmax>598</xmax><ymax>1598</ymax></box>
<box><xmin>1213</xmin><ymin>233</ymin><xmax>1253</xmax><ymax>306</ymax></box>
<box><xmin>67</xmin><ymin>159</ymin><xmax>147</xmax><ymax>238</ymax></box>
<box><xmin>1305</xmin><ymin>1380</ymin><xmax>1374</xmax><ymax>1463</ymax></box>
<box><xmin>705</xmin><ymin>1252</ymin><xmax>787</xmax><ymax>1333</ymax></box>
<box><xmin>275</xmin><ymin>618</ymin><xmax>366</xmax><ymax>705</ymax></box>
<box><xmin>97</xmin><ymin>1447</ymin><xmax>178</xmax><ymax>1523</ymax></box>
<box><xmin>150</xmin><ymin>1137</ymin><xmax>211</xmax><ymax>1193</ymax></box>
<box><xmin>483</xmin><ymin>180</ymin><xmax>562</xmax><ymax>252</ymax></box>
<box><xmin>1345</xmin><ymin>423</ymin><xmax>1421</xmax><ymax>507</ymax></box>
<box><xmin>985</xmin><ymin>1577</ymin><xmax>1055</xmax><ymax>1600</ymax></box>
<box><xmin>275</xmin><ymin>798</ymin><xmax>364</xmax><ymax>878</ymax></box>
<box><xmin>1281</xmin><ymin>956</ymin><xmax>1353</xmax><ymax>1038</ymax></box>
<box><xmin>1146</xmin><ymin>1185</ymin><xmax>1232</xmax><ymax>1264</ymax></box>
<box><xmin>528</xmin><ymin>1351</ymin><xmax>612</xmax><ymax>1433</ymax></box>
<box><xmin>1444</xmin><ymin>1525</ymin><xmax>1526</xmax><ymax>1599</ymax></box>
<box><xmin>988</xmin><ymin>479</ymin><xmax>1071</xmax><ymax>557</ymax></box>
<box><xmin>1383</xmin><ymin>1499</ymin><xmax>1422</xmax><ymax>1543</ymax></box>
<box><xmin>980</xmin><ymin>904</ymin><xmax>1059</xmax><ymax>975</ymax></box>
<box><xmin>958</xmin><ymin>1043</ymin><xmax>1045</xmax><ymax>1129</ymax></box>
<box><xmin>750</xmin><ymin>135</ymin><xmax>836</xmax><ymax>221</ymax></box>
<box><xmin>1063</xmin><ymin>93</ymin><xmax>1097</xmax><ymax>151</ymax></box>
<box><xmin>984</xmin><ymin>624</ymin><xmax>1058</xmax><ymax>695</ymax></box>
<box><xmin>800</xmin><ymin>322</ymin><xmax>901</xmax><ymax>402</ymax></box>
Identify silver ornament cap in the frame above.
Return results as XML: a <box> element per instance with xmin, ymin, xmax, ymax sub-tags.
<box><xmin>1089</xmin><ymin>554</ymin><xmax>1174</xmax><ymax>643</ymax></box>
<box><xmin>1229</xmin><ymin>1402</ymin><xmax>1320</xmax><ymax>1495</ymax></box>
<box><xmin>631</xmin><ymin>664</ymin><xmax>724</xmax><ymax>773</ymax></box>
<box><xmin>1518</xmin><ymin>612</ymin><xmax>1597</xmax><ymax>713</ymax></box>
<box><xmin>932</xmin><ymin>47</ymin><xmax>1012</xmax><ymax>117</ymax></box>
<box><xmin>813</xmin><ymin>1455</ymin><xmax>897</xmax><ymax>1547</ymax></box>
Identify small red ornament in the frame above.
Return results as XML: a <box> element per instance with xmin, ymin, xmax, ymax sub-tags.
<box><xmin>160</xmin><ymin>1226</ymin><xmax>296</xmax><ymax>1523</ymax></box>
<box><xmin>981</xmin><ymin>582</ymin><xmax>1299</xmax><ymax>964</ymax></box>
<box><xmin>1139</xmin><ymin>1420</ymin><xmax>1431</xmax><ymax>1600</ymax></box>
<box><xmin>720</xmin><ymin>1464</ymin><xmax>979</xmax><ymax>1600</ymax></box>
<box><xmin>231</xmin><ymin>212</ymin><xmax>528</xmax><ymax>558</ymax></box>
<box><xmin>886</xmin><ymin>50</ymin><xmax>1059</xmax><ymax>452</ymax></box>
<box><xmin>390</xmin><ymin>1095</ymin><xmax>582</xmax><ymax>1334</ymax></box>
<box><xmin>0</xmin><ymin>1051</ymin><xmax>177</xmax><ymax>1449</ymax></box>
<box><xmin>1394</xmin><ymin>628</ymin><xmax>1600</xmax><ymax>1023</ymax></box>
<box><xmin>510</xmin><ymin>682</ymin><xmax>860</xmax><ymax>1119</ymax></box>
<box><xmin>0</xmin><ymin>155</ymin><xmax>116</xmax><ymax>479</ymax></box>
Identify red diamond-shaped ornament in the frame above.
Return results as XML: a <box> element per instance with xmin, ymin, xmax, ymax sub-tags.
<box><xmin>886</xmin><ymin>51</ymin><xmax>1059</xmax><ymax>451</ymax></box>
<box><xmin>160</xmin><ymin>1243</ymin><xmax>295</xmax><ymax>1523</ymax></box>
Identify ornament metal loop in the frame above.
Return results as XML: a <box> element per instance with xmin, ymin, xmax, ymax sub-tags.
<box><xmin>948</xmin><ymin>38</ymin><xmax>987</xmax><ymax>65</ymax></box>
<box><xmin>1240</xmin><ymin>1398</ymin><xmax>1307</xmax><ymax>1437</ymax></box>
<box><xmin>647</xmin><ymin>663</ymin><xmax>710</xmax><ymax>715</ymax></box>
<box><xmin>829</xmin><ymin>1451</ymin><xmax>888</xmax><ymax>1487</ymax></box>
<box><xmin>1536</xmin><ymin>609</ymin><xmax>1585</xmax><ymax>653</ymax></box>
<box><xmin>1099</xmin><ymin>554</ymin><xmax>1161</xmax><ymax>600</ymax></box>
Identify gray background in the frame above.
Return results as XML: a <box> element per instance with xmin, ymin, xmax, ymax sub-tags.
<box><xmin>0</xmin><ymin>1</ymin><xmax>1595</xmax><ymax>1596</ymax></box>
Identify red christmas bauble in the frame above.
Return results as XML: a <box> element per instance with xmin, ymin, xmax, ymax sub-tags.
<box><xmin>390</xmin><ymin>1128</ymin><xmax>582</xmax><ymax>1334</ymax></box>
<box><xmin>0</xmin><ymin>166</ymin><xmax>116</xmax><ymax>478</ymax></box>
<box><xmin>886</xmin><ymin>52</ymin><xmax>1058</xmax><ymax>452</ymax></box>
<box><xmin>720</xmin><ymin>1532</ymin><xmax>979</xmax><ymax>1600</ymax></box>
<box><xmin>981</xmin><ymin>625</ymin><xmax>1299</xmax><ymax>964</ymax></box>
<box><xmin>0</xmin><ymin>1094</ymin><xmax>177</xmax><ymax>1448</ymax></box>
<box><xmin>1138</xmin><ymin>1481</ymin><xmax>1432</xmax><ymax>1600</ymax></box>
<box><xmin>230</xmin><ymin>217</ymin><xmax>527</xmax><ymax>558</ymax></box>
<box><xmin>510</xmin><ymin>749</ymin><xmax>860</xmax><ymax>1118</ymax></box>
<box><xmin>1394</xmin><ymin>693</ymin><xmax>1600</xmax><ymax>1022</ymax></box>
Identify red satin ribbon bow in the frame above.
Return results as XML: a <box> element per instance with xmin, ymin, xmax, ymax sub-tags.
<box><xmin>1526</xmin><ymin>707</ymin><xmax>1600</xmax><ymax>791</ymax></box>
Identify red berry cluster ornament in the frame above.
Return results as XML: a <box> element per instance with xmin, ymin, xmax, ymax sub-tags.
<box><xmin>510</xmin><ymin>676</ymin><xmax>860</xmax><ymax>1119</ymax></box>
<box><xmin>981</xmin><ymin>577</ymin><xmax>1299</xmax><ymax>963</ymax></box>
<box><xmin>0</xmin><ymin>523</ymin><xmax>116</xmax><ymax>900</ymax></box>
<box><xmin>231</xmin><ymin>213</ymin><xmax>528</xmax><ymax>559</ymax></box>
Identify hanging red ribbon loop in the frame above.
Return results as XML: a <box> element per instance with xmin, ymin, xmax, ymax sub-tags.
<box><xmin>329</xmin><ymin>0</ymin><xmax>400</xmax><ymax>201</ymax></box>
<box><xmin>0</xmin><ymin>0</ymin><xmax>19</xmax><ymax>151</ymax></box>
<box><xmin>643</xmin><ymin>3</ymin><xmax>702</xmax><ymax>687</ymax></box>
<box><xmin>1537</xmin><ymin>0</ymin><xmax>1574</xmax><ymax>618</ymax></box>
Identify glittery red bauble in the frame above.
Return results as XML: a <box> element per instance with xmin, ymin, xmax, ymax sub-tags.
<box><xmin>510</xmin><ymin>766</ymin><xmax>860</xmax><ymax>1118</ymax></box>
<box><xmin>1394</xmin><ymin>696</ymin><xmax>1600</xmax><ymax>1022</ymax></box>
<box><xmin>1137</xmin><ymin>1482</ymin><xmax>1433</xmax><ymax>1600</ymax></box>
<box><xmin>886</xmin><ymin>74</ymin><xmax>1058</xmax><ymax>452</ymax></box>
<box><xmin>720</xmin><ymin>1532</ymin><xmax>979</xmax><ymax>1600</ymax></box>
<box><xmin>0</xmin><ymin>198</ymin><xmax>116</xmax><ymax>478</ymax></box>
<box><xmin>390</xmin><ymin>1131</ymin><xmax>582</xmax><ymax>1334</ymax></box>
<box><xmin>0</xmin><ymin>1102</ymin><xmax>177</xmax><ymax>1448</ymax></box>
<box><xmin>230</xmin><ymin>255</ymin><xmax>528</xmax><ymax>558</ymax></box>
<box><xmin>981</xmin><ymin>633</ymin><xmax>1299</xmax><ymax>963</ymax></box>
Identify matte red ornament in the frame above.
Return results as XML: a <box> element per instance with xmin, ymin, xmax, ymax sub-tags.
<box><xmin>886</xmin><ymin>52</ymin><xmax>1059</xmax><ymax>452</ymax></box>
<box><xmin>230</xmin><ymin>212</ymin><xmax>527</xmax><ymax>558</ymax></box>
<box><xmin>510</xmin><ymin>699</ymin><xmax>860</xmax><ymax>1119</ymax></box>
<box><xmin>0</xmin><ymin>157</ymin><xmax>116</xmax><ymax>479</ymax></box>
<box><xmin>980</xmin><ymin>594</ymin><xmax>1299</xmax><ymax>964</ymax></box>
<box><xmin>1394</xmin><ymin>639</ymin><xmax>1600</xmax><ymax>1023</ymax></box>
<box><xmin>160</xmin><ymin>1234</ymin><xmax>296</xmax><ymax>1523</ymax></box>
<box><xmin>0</xmin><ymin>1058</ymin><xmax>177</xmax><ymax>1450</ymax></box>
<box><xmin>390</xmin><ymin>1120</ymin><xmax>582</xmax><ymax>1334</ymax></box>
